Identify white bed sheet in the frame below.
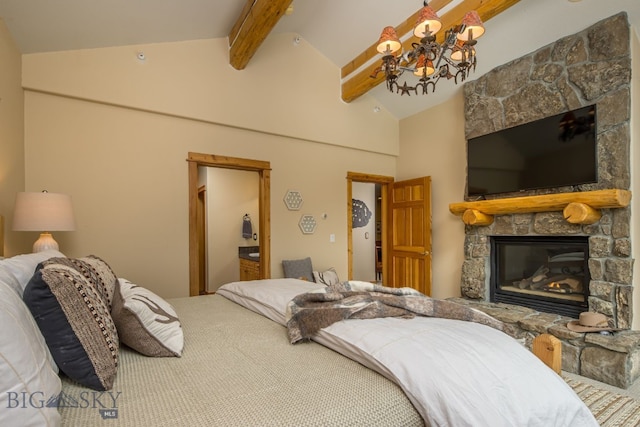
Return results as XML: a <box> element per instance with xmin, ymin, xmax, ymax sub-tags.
<box><xmin>217</xmin><ymin>279</ymin><xmax>598</xmax><ymax>427</ymax></box>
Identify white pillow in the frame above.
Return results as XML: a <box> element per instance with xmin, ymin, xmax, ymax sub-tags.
<box><xmin>313</xmin><ymin>268</ymin><xmax>340</xmax><ymax>286</ymax></box>
<box><xmin>0</xmin><ymin>280</ymin><xmax>61</xmax><ymax>427</ymax></box>
<box><xmin>0</xmin><ymin>249</ymin><xmax>65</xmax><ymax>294</ymax></box>
<box><xmin>217</xmin><ymin>278</ymin><xmax>325</xmax><ymax>325</ymax></box>
<box><xmin>111</xmin><ymin>278</ymin><xmax>184</xmax><ymax>357</ymax></box>
<box><xmin>0</xmin><ymin>268</ymin><xmax>21</xmax><ymax>296</ymax></box>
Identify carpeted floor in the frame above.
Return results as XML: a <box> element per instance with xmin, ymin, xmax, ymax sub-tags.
<box><xmin>563</xmin><ymin>371</ymin><xmax>640</xmax><ymax>399</ymax></box>
<box><xmin>564</xmin><ymin>373</ymin><xmax>640</xmax><ymax>426</ymax></box>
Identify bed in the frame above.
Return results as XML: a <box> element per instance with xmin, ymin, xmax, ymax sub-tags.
<box><xmin>59</xmin><ymin>292</ymin><xmax>424</xmax><ymax>426</ymax></box>
<box><xmin>0</xmin><ymin>249</ymin><xmax>603</xmax><ymax>426</ymax></box>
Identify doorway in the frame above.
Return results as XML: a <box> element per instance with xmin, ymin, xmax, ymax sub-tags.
<box><xmin>346</xmin><ymin>172</ymin><xmax>393</xmax><ymax>283</ymax></box>
<box><xmin>187</xmin><ymin>152</ymin><xmax>272</xmax><ymax>296</ymax></box>
<box><xmin>351</xmin><ymin>181</ymin><xmax>382</xmax><ymax>282</ymax></box>
<box><xmin>347</xmin><ymin>173</ymin><xmax>432</xmax><ymax>295</ymax></box>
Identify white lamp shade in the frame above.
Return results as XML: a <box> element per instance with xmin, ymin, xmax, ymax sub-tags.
<box><xmin>13</xmin><ymin>192</ymin><xmax>76</xmax><ymax>232</ymax></box>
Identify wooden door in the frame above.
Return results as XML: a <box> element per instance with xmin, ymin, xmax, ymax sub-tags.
<box><xmin>389</xmin><ymin>176</ymin><xmax>432</xmax><ymax>295</ymax></box>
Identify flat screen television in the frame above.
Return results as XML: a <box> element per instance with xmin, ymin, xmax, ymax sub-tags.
<box><xmin>466</xmin><ymin>105</ymin><xmax>597</xmax><ymax>198</ymax></box>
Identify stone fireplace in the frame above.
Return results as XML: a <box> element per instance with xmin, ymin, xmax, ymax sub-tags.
<box><xmin>449</xmin><ymin>13</ymin><xmax>639</xmax><ymax>388</ymax></box>
<box><xmin>460</xmin><ymin>12</ymin><xmax>633</xmax><ymax>327</ymax></box>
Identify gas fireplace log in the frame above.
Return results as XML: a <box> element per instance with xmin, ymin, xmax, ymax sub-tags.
<box><xmin>516</xmin><ymin>272</ymin><xmax>582</xmax><ymax>293</ymax></box>
<box><xmin>563</xmin><ymin>202</ymin><xmax>602</xmax><ymax>224</ymax></box>
<box><xmin>517</xmin><ymin>277</ymin><xmax>533</xmax><ymax>289</ymax></box>
<box><xmin>516</xmin><ymin>266</ymin><xmax>549</xmax><ymax>289</ymax></box>
<box><xmin>530</xmin><ymin>267</ymin><xmax>551</xmax><ymax>290</ymax></box>
<box><xmin>543</xmin><ymin>276</ymin><xmax>582</xmax><ymax>293</ymax></box>
<box><xmin>532</xmin><ymin>266</ymin><xmax>550</xmax><ymax>282</ymax></box>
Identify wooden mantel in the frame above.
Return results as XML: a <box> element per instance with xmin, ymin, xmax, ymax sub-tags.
<box><xmin>449</xmin><ymin>189</ymin><xmax>632</xmax><ymax>226</ymax></box>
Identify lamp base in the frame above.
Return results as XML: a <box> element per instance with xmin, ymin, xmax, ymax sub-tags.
<box><xmin>33</xmin><ymin>232</ymin><xmax>59</xmax><ymax>253</ymax></box>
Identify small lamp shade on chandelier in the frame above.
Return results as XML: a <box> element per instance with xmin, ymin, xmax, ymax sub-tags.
<box><xmin>376</xmin><ymin>26</ymin><xmax>402</xmax><ymax>55</ymax></box>
<box><xmin>413</xmin><ymin>4</ymin><xmax>442</xmax><ymax>38</ymax></box>
<box><xmin>13</xmin><ymin>191</ymin><xmax>76</xmax><ymax>253</ymax></box>
<box><xmin>457</xmin><ymin>10</ymin><xmax>485</xmax><ymax>41</ymax></box>
<box><xmin>372</xmin><ymin>2</ymin><xmax>485</xmax><ymax>96</ymax></box>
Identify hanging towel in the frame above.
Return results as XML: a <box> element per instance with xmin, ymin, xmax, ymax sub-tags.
<box><xmin>242</xmin><ymin>214</ymin><xmax>253</xmax><ymax>239</ymax></box>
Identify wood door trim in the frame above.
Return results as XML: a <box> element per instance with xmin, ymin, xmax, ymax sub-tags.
<box><xmin>0</xmin><ymin>215</ymin><xmax>4</xmax><ymax>257</ymax></box>
<box><xmin>187</xmin><ymin>152</ymin><xmax>272</xmax><ymax>296</ymax></box>
<box><xmin>346</xmin><ymin>172</ymin><xmax>394</xmax><ymax>283</ymax></box>
<box><xmin>197</xmin><ymin>185</ymin><xmax>207</xmax><ymax>294</ymax></box>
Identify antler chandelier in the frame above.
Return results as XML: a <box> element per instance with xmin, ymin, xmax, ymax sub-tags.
<box><xmin>372</xmin><ymin>2</ymin><xmax>485</xmax><ymax>96</ymax></box>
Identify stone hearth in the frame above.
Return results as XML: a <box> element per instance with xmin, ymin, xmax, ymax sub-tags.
<box><xmin>456</xmin><ymin>13</ymin><xmax>636</xmax><ymax>387</ymax></box>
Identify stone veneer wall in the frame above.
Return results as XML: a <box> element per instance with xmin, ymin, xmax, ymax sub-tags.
<box><xmin>460</xmin><ymin>13</ymin><xmax>633</xmax><ymax>328</ymax></box>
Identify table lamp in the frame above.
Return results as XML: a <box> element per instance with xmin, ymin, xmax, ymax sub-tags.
<box><xmin>13</xmin><ymin>191</ymin><xmax>76</xmax><ymax>252</ymax></box>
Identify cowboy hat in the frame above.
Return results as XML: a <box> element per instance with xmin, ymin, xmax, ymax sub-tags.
<box><xmin>567</xmin><ymin>312</ymin><xmax>616</xmax><ymax>332</ymax></box>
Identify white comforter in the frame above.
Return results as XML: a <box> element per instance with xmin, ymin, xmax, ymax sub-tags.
<box><xmin>217</xmin><ymin>279</ymin><xmax>598</xmax><ymax>427</ymax></box>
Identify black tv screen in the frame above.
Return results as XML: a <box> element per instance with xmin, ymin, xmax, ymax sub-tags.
<box><xmin>467</xmin><ymin>105</ymin><xmax>597</xmax><ymax>198</ymax></box>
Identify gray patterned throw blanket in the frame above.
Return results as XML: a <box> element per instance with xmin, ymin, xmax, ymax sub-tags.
<box><xmin>286</xmin><ymin>281</ymin><xmax>508</xmax><ymax>344</ymax></box>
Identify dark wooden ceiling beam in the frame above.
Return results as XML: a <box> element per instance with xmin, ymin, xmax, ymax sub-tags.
<box><xmin>228</xmin><ymin>0</ymin><xmax>293</xmax><ymax>70</ymax></box>
<box><xmin>341</xmin><ymin>0</ymin><xmax>521</xmax><ymax>103</ymax></box>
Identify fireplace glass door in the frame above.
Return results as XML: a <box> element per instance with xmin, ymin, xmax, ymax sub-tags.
<box><xmin>490</xmin><ymin>236</ymin><xmax>589</xmax><ymax>318</ymax></box>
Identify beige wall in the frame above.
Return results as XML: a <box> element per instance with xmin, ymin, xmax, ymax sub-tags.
<box><xmin>22</xmin><ymin>35</ymin><xmax>399</xmax><ymax>155</ymax></box>
<box><xmin>0</xmin><ymin>19</ymin><xmax>30</xmax><ymax>255</ymax></box>
<box><xmin>20</xmin><ymin>35</ymin><xmax>398</xmax><ymax>298</ymax></box>
<box><xmin>397</xmin><ymin>92</ymin><xmax>466</xmax><ymax>300</ymax></box>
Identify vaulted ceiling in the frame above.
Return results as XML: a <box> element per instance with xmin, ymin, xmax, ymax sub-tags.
<box><xmin>1</xmin><ymin>0</ymin><xmax>639</xmax><ymax>119</ymax></box>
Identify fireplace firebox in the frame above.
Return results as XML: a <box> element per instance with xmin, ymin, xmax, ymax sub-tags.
<box><xmin>490</xmin><ymin>236</ymin><xmax>589</xmax><ymax>318</ymax></box>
